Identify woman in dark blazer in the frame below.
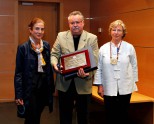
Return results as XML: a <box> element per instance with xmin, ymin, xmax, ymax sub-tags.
<box><xmin>14</xmin><ymin>17</ymin><xmax>54</xmax><ymax>124</ymax></box>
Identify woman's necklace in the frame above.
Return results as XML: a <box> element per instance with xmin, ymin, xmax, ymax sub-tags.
<box><xmin>110</xmin><ymin>41</ymin><xmax>122</xmax><ymax>65</ymax></box>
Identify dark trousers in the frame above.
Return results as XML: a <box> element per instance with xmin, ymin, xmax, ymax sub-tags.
<box><xmin>104</xmin><ymin>93</ymin><xmax>132</xmax><ymax>124</ymax></box>
<box><xmin>24</xmin><ymin>93</ymin><xmax>46</xmax><ymax>124</ymax></box>
<box><xmin>24</xmin><ymin>73</ymin><xmax>48</xmax><ymax>124</ymax></box>
<box><xmin>58</xmin><ymin>81</ymin><xmax>91</xmax><ymax>124</ymax></box>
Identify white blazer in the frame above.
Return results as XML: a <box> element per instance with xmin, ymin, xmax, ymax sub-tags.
<box><xmin>93</xmin><ymin>41</ymin><xmax>138</xmax><ymax>96</ymax></box>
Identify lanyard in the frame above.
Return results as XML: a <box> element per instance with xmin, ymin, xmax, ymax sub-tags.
<box><xmin>110</xmin><ymin>41</ymin><xmax>122</xmax><ymax>60</ymax></box>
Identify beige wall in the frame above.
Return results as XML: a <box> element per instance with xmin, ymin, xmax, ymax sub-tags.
<box><xmin>90</xmin><ymin>0</ymin><xmax>154</xmax><ymax>98</ymax></box>
<box><xmin>0</xmin><ymin>0</ymin><xmax>90</xmax><ymax>102</ymax></box>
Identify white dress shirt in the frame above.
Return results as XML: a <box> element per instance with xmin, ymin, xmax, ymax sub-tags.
<box><xmin>93</xmin><ymin>41</ymin><xmax>138</xmax><ymax>96</ymax></box>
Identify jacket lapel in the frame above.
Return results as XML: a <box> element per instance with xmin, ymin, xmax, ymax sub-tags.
<box><xmin>66</xmin><ymin>31</ymin><xmax>75</xmax><ymax>52</ymax></box>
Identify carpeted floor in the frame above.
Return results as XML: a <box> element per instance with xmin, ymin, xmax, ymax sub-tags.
<box><xmin>0</xmin><ymin>97</ymin><xmax>62</xmax><ymax>124</ymax></box>
<box><xmin>0</xmin><ymin>96</ymin><xmax>85</xmax><ymax>124</ymax></box>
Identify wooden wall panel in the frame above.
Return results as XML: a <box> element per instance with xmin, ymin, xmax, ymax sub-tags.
<box><xmin>0</xmin><ymin>45</ymin><xmax>16</xmax><ymax>71</ymax></box>
<box><xmin>136</xmin><ymin>47</ymin><xmax>154</xmax><ymax>97</ymax></box>
<box><xmin>90</xmin><ymin>0</ymin><xmax>154</xmax><ymax>98</ymax></box>
<box><xmin>90</xmin><ymin>0</ymin><xmax>154</xmax><ymax>16</ymax></box>
<box><xmin>122</xmin><ymin>9</ymin><xmax>154</xmax><ymax>47</ymax></box>
<box><xmin>62</xmin><ymin>0</ymin><xmax>90</xmax><ymax>31</ymax></box>
<box><xmin>0</xmin><ymin>0</ymin><xmax>17</xmax><ymax>102</ymax></box>
<box><xmin>0</xmin><ymin>73</ymin><xmax>14</xmax><ymax>102</ymax></box>
<box><xmin>90</xmin><ymin>1</ymin><xmax>154</xmax><ymax>46</ymax></box>
<box><xmin>91</xmin><ymin>9</ymin><xmax>154</xmax><ymax>47</ymax></box>
<box><xmin>0</xmin><ymin>16</ymin><xmax>15</xmax><ymax>43</ymax></box>
<box><xmin>0</xmin><ymin>0</ymin><xmax>15</xmax><ymax>15</ymax></box>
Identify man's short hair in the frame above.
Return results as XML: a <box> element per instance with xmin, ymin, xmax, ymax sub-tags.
<box><xmin>68</xmin><ymin>11</ymin><xmax>84</xmax><ymax>21</ymax></box>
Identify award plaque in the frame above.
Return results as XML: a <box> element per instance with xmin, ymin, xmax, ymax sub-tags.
<box><xmin>61</xmin><ymin>49</ymin><xmax>91</xmax><ymax>74</ymax></box>
<box><xmin>60</xmin><ymin>46</ymin><xmax>98</xmax><ymax>80</ymax></box>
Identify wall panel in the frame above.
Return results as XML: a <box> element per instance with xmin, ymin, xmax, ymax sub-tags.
<box><xmin>0</xmin><ymin>16</ymin><xmax>15</xmax><ymax>44</ymax></box>
<box><xmin>0</xmin><ymin>45</ymin><xmax>16</xmax><ymax>71</ymax></box>
<box><xmin>0</xmin><ymin>0</ymin><xmax>17</xmax><ymax>102</ymax></box>
<box><xmin>0</xmin><ymin>0</ymin><xmax>15</xmax><ymax>15</ymax></box>
<box><xmin>90</xmin><ymin>0</ymin><xmax>154</xmax><ymax>16</ymax></box>
<box><xmin>136</xmin><ymin>47</ymin><xmax>154</xmax><ymax>97</ymax></box>
<box><xmin>62</xmin><ymin>0</ymin><xmax>90</xmax><ymax>31</ymax></box>
<box><xmin>91</xmin><ymin>9</ymin><xmax>154</xmax><ymax>47</ymax></box>
<box><xmin>0</xmin><ymin>73</ymin><xmax>14</xmax><ymax>102</ymax></box>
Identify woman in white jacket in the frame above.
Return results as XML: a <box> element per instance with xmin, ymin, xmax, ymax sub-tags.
<box><xmin>93</xmin><ymin>20</ymin><xmax>138</xmax><ymax>124</ymax></box>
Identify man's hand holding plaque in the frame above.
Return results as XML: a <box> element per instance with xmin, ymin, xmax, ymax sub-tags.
<box><xmin>53</xmin><ymin>63</ymin><xmax>89</xmax><ymax>79</ymax></box>
<box><xmin>77</xmin><ymin>68</ymin><xmax>90</xmax><ymax>78</ymax></box>
<box><xmin>57</xmin><ymin>46</ymin><xmax>97</xmax><ymax>79</ymax></box>
<box><xmin>61</xmin><ymin>48</ymin><xmax>91</xmax><ymax>74</ymax></box>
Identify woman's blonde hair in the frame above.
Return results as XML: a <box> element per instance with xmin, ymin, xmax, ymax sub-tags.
<box><xmin>109</xmin><ymin>20</ymin><xmax>127</xmax><ymax>38</ymax></box>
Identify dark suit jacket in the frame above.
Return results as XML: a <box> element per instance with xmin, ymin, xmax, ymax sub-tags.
<box><xmin>14</xmin><ymin>40</ymin><xmax>54</xmax><ymax>112</ymax></box>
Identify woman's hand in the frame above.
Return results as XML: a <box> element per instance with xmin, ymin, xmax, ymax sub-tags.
<box><xmin>98</xmin><ymin>85</ymin><xmax>104</xmax><ymax>98</ymax></box>
<box><xmin>15</xmin><ymin>99</ymin><xmax>24</xmax><ymax>105</ymax></box>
